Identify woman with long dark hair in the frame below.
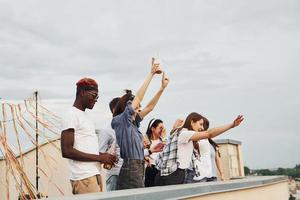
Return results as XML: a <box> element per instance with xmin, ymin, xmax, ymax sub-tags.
<box><xmin>111</xmin><ymin>58</ymin><xmax>169</xmax><ymax>189</ymax></box>
<box><xmin>144</xmin><ymin>118</ymin><xmax>165</xmax><ymax>187</ymax></box>
<box><xmin>155</xmin><ymin>112</ymin><xmax>243</xmax><ymax>186</ymax></box>
<box><xmin>185</xmin><ymin>116</ymin><xmax>225</xmax><ymax>183</ymax></box>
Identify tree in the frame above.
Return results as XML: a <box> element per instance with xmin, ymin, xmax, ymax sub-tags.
<box><xmin>244</xmin><ymin>166</ymin><xmax>250</xmax><ymax>175</ymax></box>
<box><xmin>257</xmin><ymin>169</ymin><xmax>274</xmax><ymax>176</ymax></box>
<box><xmin>277</xmin><ymin>167</ymin><xmax>285</xmax><ymax>175</ymax></box>
<box><xmin>289</xmin><ymin>194</ymin><xmax>295</xmax><ymax>200</ymax></box>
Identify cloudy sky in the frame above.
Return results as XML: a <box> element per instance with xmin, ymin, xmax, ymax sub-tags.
<box><xmin>0</xmin><ymin>0</ymin><xmax>299</xmax><ymax>169</ymax></box>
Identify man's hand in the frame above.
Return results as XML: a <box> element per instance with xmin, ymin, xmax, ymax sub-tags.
<box><xmin>98</xmin><ymin>153</ymin><xmax>117</xmax><ymax>165</ymax></box>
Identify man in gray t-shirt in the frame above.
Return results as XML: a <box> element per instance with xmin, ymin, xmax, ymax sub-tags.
<box><xmin>98</xmin><ymin>97</ymin><xmax>122</xmax><ymax>191</ymax></box>
<box><xmin>97</xmin><ymin>128</ymin><xmax>123</xmax><ymax>191</ymax></box>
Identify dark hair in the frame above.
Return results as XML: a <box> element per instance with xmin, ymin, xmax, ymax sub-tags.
<box><xmin>146</xmin><ymin>118</ymin><xmax>163</xmax><ymax>141</ymax></box>
<box><xmin>109</xmin><ymin>97</ymin><xmax>120</xmax><ymax>113</ymax></box>
<box><xmin>202</xmin><ymin>116</ymin><xmax>219</xmax><ymax>151</ymax></box>
<box><xmin>182</xmin><ymin>112</ymin><xmax>205</xmax><ymax>131</ymax></box>
<box><xmin>113</xmin><ymin>89</ymin><xmax>134</xmax><ymax>117</ymax></box>
<box><xmin>181</xmin><ymin>112</ymin><xmax>205</xmax><ymax>154</ymax></box>
<box><xmin>203</xmin><ymin>116</ymin><xmax>209</xmax><ymax>131</ymax></box>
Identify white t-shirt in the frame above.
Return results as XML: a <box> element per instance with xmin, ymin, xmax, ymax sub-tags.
<box><xmin>177</xmin><ymin>129</ymin><xmax>195</xmax><ymax>169</ymax></box>
<box><xmin>61</xmin><ymin>107</ymin><xmax>101</xmax><ymax>181</ymax></box>
<box><xmin>210</xmin><ymin>144</ymin><xmax>218</xmax><ymax>177</ymax></box>
<box><xmin>197</xmin><ymin>139</ymin><xmax>213</xmax><ymax>179</ymax></box>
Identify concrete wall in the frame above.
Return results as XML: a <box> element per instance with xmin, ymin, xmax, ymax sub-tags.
<box><xmin>188</xmin><ymin>180</ymin><xmax>288</xmax><ymax>200</ymax></box>
<box><xmin>0</xmin><ymin>140</ymin><xmax>73</xmax><ymax>199</ymax></box>
<box><xmin>44</xmin><ymin>176</ymin><xmax>289</xmax><ymax>200</ymax></box>
<box><xmin>215</xmin><ymin>139</ymin><xmax>245</xmax><ymax>180</ymax></box>
<box><xmin>0</xmin><ymin>139</ymin><xmax>112</xmax><ymax>199</ymax></box>
<box><xmin>0</xmin><ymin>139</ymin><xmax>260</xmax><ymax>200</ymax></box>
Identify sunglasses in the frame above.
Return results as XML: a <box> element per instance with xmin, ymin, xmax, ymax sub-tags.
<box><xmin>85</xmin><ymin>91</ymin><xmax>99</xmax><ymax>100</ymax></box>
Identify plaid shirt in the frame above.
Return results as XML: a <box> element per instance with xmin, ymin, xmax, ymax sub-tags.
<box><xmin>155</xmin><ymin>130</ymin><xmax>180</xmax><ymax>176</ymax></box>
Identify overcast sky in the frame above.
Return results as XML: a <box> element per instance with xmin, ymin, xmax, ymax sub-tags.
<box><xmin>0</xmin><ymin>0</ymin><xmax>299</xmax><ymax>169</ymax></box>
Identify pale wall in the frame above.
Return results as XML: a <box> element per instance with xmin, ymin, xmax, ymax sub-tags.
<box><xmin>188</xmin><ymin>180</ymin><xmax>289</xmax><ymax>200</ymax></box>
<box><xmin>0</xmin><ymin>140</ymin><xmax>72</xmax><ymax>199</ymax></box>
<box><xmin>216</xmin><ymin>140</ymin><xmax>244</xmax><ymax>180</ymax></box>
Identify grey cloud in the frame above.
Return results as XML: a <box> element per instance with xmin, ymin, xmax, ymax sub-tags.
<box><xmin>0</xmin><ymin>0</ymin><xmax>299</xmax><ymax>168</ymax></box>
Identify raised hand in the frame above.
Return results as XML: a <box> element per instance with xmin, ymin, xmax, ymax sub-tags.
<box><xmin>232</xmin><ymin>115</ymin><xmax>244</xmax><ymax>128</ymax></box>
<box><xmin>172</xmin><ymin>119</ymin><xmax>184</xmax><ymax>130</ymax></box>
<box><xmin>161</xmin><ymin>72</ymin><xmax>169</xmax><ymax>89</ymax></box>
<box><xmin>151</xmin><ymin>57</ymin><xmax>162</xmax><ymax>75</ymax></box>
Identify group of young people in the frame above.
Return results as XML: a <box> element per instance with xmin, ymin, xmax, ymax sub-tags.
<box><xmin>60</xmin><ymin>58</ymin><xmax>244</xmax><ymax>195</ymax></box>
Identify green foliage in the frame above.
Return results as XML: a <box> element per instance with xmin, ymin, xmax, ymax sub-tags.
<box><xmin>253</xmin><ymin>164</ymin><xmax>300</xmax><ymax>178</ymax></box>
<box><xmin>289</xmin><ymin>194</ymin><xmax>295</xmax><ymax>200</ymax></box>
<box><xmin>244</xmin><ymin>166</ymin><xmax>250</xmax><ymax>175</ymax></box>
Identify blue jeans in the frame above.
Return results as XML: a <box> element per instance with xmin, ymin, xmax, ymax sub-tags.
<box><xmin>184</xmin><ymin>169</ymin><xmax>208</xmax><ymax>183</ymax></box>
<box><xmin>106</xmin><ymin>175</ymin><xmax>118</xmax><ymax>191</ymax></box>
<box><xmin>184</xmin><ymin>169</ymin><xmax>196</xmax><ymax>183</ymax></box>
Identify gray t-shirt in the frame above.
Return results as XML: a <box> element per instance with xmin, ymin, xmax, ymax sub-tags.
<box><xmin>111</xmin><ymin>101</ymin><xmax>144</xmax><ymax>160</ymax></box>
<box><xmin>97</xmin><ymin>127</ymin><xmax>123</xmax><ymax>178</ymax></box>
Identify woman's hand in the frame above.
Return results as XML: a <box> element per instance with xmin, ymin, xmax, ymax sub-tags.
<box><xmin>232</xmin><ymin>115</ymin><xmax>244</xmax><ymax>128</ymax></box>
<box><xmin>161</xmin><ymin>72</ymin><xmax>169</xmax><ymax>89</ymax></box>
<box><xmin>151</xmin><ymin>57</ymin><xmax>163</xmax><ymax>75</ymax></box>
<box><xmin>150</xmin><ymin>142</ymin><xmax>165</xmax><ymax>153</ymax></box>
<box><xmin>172</xmin><ymin>119</ymin><xmax>184</xmax><ymax>130</ymax></box>
<box><xmin>220</xmin><ymin>173</ymin><xmax>225</xmax><ymax>181</ymax></box>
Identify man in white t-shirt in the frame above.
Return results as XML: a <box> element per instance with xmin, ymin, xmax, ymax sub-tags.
<box><xmin>61</xmin><ymin>78</ymin><xmax>117</xmax><ymax>195</ymax></box>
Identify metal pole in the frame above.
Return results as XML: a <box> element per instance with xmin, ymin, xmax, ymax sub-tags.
<box><xmin>35</xmin><ymin>91</ymin><xmax>39</xmax><ymax>193</ymax></box>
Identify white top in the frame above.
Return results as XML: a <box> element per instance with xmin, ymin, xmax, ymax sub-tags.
<box><xmin>149</xmin><ymin>139</ymin><xmax>161</xmax><ymax>165</ymax></box>
<box><xmin>198</xmin><ymin>139</ymin><xmax>213</xmax><ymax>178</ymax></box>
<box><xmin>177</xmin><ymin>129</ymin><xmax>195</xmax><ymax>169</ymax></box>
<box><xmin>97</xmin><ymin>126</ymin><xmax>123</xmax><ymax>178</ymax></box>
<box><xmin>61</xmin><ymin>107</ymin><xmax>101</xmax><ymax>181</ymax></box>
<box><xmin>198</xmin><ymin>139</ymin><xmax>212</xmax><ymax>178</ymax></box>
<box><xmin>210</xmin><ymin>144</ymin><xmax>218</xmax><ymax>177</ymax></box>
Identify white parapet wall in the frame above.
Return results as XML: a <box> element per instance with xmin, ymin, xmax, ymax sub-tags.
<box><xmin>44</xmin><ymin>176</ymin><xmax>289</xmax><ymax>200</ymax></box>
<box><xmin>0</xmin><ymin>138</ymin><xmax>288</xmax><ymax>200</ymax></box>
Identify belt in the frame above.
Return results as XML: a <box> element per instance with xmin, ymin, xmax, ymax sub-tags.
<box><xmin>123</xmin><ymin>158</ymin><xmax>145</xmax><ymax>164</ymax></box>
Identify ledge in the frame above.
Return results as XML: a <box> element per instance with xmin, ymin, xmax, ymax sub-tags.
<box><xmin>45</xmin><ymin>176</ymin><xmax>288</xmax><ymax>200</ymax></box>
<box><xmin>214</xmin><ymin>139</ymin><xmax>242</xmax><ymax>145</ymax></box>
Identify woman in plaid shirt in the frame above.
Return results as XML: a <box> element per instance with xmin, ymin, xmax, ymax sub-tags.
<box><xmin>155</xmin><ymin>113</ymin><xmax>244</xmax><ymax>186</ymax></box>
